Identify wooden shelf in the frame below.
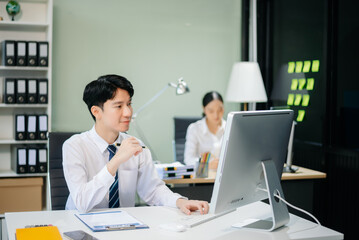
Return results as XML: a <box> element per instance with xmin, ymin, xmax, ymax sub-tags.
<box><xmin>0</xmin><ymin>169</ymin><xmax>47</xmax><ymax>178</ymax></box>
<box><xmin>0</xmin><ymin>21</ymin><xmax>48</xmax><ymax>31</ymax></box>
<box><xmin>0</xmin><ymin>66</ymin><xmax>48</xmax><ymax>72</ymax></box>
<box><xmin>0</xmin><ymin>104</ymin><xmax>48</xmax><ymax>108</ymax></box>
<box><xmin>0</xmin><ymin>140</ymin><xmax>47</xmax><ymax>145</ymax></box>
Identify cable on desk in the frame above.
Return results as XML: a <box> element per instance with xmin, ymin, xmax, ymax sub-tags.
<box><xmin>257</xmin><ymin>187</ymin><xmax>321</xmax><ymax>226</ymax></box>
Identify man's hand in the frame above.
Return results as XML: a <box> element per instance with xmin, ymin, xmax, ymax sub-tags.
<box><xmin>176</xmin><ymin>198</ymin><xmax>209</xmax><ymax>215</ymax></box>
<box><xmin>107</xmin><ymin>137</ymin><xmax>142</xmax><ymax>176</ymax></box>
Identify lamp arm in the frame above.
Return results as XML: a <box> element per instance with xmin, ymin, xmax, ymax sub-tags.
<box><xmin>133</xmin><ymin>83</ymin><xmax>173</xmax><ymax>119</ymax></box>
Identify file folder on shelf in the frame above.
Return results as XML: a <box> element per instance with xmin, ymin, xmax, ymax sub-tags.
<box><xmin>11</xmin><ymin>147</ymin><xmax>27</xmax><ymax>174</ymax></box>
<box><xmin>16</xmin><ymin>41</ymin><xmax>27</xmax><ymax>66</ymax></box>
<box><xmin>160</xmin><ymin>172</ymin><xmax>194</xmax><ymax>180</ymax></box>
<box><xmin>38</xmin><ymin>79</ymin><xmax>48</xmax><ymax>103</ymax></box>
<box><xmin>38</xmin><ymin>114</ymin><xmax>48</xmax><ymax>140</ymax></box>
<box><xmin>1</xmin><ymin>40</ymin><xmax>16</xmax><ymax>66</ymax></box>
<box><xmin>75</xmin><ymin>210</ymin><xmax>149</xmax><ymax>232</ymax></box>
<box><xmin>15</xmin><ymin>115</ymin><xmax>26</xmax><ymax>140</ymax></box>
<box><xmin>38</xmin><ymin>147</ymin><xmax>47</xmax><ymax>173</ymax></box>
<box><xmin>38</xmin><ymin>42</ymin><xmax>49</xmax><ymax>67</ymax></box>
<box><xmin>4</xmin><ymin>78</ymin><xmax>16</xmax><ymax>104</ymax></box>
<box><xmin>28</xmin><ymin>148</ymin><xmax>38</xmax><ymax>173</ymax></box>
<box><xmin>16</xmin><ymin>79</ymin><xmax>27</xmax><ymax>104</ymax></box>
<box><xmin>27</xmin><ymin>79</ymin><xmax>38</xmax><ymax>103</ymax></box>
<box><xmin>16</xmin><ymin>226</ymin><xmax>62</xmax><ymax>240</ymax></box>
<box><xmin>27</xmin><ymin>115</ymin><xmax>37</xmax><ymax>140</ymax></box>
<box><xmin>27</xmin><ymin>41</ymin><xmax>38</xmax><ymax>66</ymax></box>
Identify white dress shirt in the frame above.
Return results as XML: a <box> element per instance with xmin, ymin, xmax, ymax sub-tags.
<box><xmin>184</xmin><ymin>118</ymin><xmax>226</xmax><ymax>166</ymax></box>
<box><xmin>63</xmin><ymin>126</ymin><xmax>183</xmax><ymax>213</ymax></box>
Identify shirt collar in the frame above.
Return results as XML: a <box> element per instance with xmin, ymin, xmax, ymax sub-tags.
<box><xmin>89</xmin><ymin>125</ymin><xmax>122</xmax><ymax>154</ymax></box>
<box><xmin>200</xmin><ymin>117</ymin><xmax>226</xmax><ymax>135</ymax></box>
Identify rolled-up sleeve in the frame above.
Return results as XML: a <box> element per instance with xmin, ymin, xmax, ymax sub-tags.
<box><xmin>136</xmin><ymin>149</ymin><xmax>186</xmax><ymax>208</ymax></box>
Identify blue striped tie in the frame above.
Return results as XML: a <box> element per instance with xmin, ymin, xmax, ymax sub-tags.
<box><xmin>108</xmin><ymin>145</ymin><xmax>119</xmax><ymax>208</ymax></box>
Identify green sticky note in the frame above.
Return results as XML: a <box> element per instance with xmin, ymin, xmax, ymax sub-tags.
<box><xmin>291</xmin><ymin>79</ymin><xmax>298</xmax><ymax>90</ymax></box>
<box><xmin>294</xmin><ymin>94</ymin><xmax>302</xmax><ymax>106</ymax></box>
<box><xmin>288</xmin><ymin>62</ymin><xmax>295</xmax><ymax>73</ymax></box>
<box><xmin>295</xmin><ymin>61</ymin><xmax>303</xmax><ymax>73</ymax></box>
<box><xmin>287</xmin><ymin>94</ymin><xmax>294</xmax><ymax>106</ymax></box>
<box><xmin>303</xmin><ymin>61</ymin><xmax>311</xmax><ymax>73</ymax></box>
<box><xmin>312</xmin><ymin>60</ymin><xmax>320</xmax><ymax>72</ymax></box>
<box><xmin>297</xmin><ymin>110</ymin><xmax>305</xmax><ymax>122</ymax></box>
<box><xmin>302</xmin><ymin>94</ymin><xmax>310</xmax><ymax>106</ymax></box>
<box><xmin>298</xmin><ymin>78</ymin><xmax>306</xmax><ymax>90</ymax></box>
<box><xmin>307</xmin><ymin>78</ymin><xmax>314</xmax><ymax>90</ymax></box>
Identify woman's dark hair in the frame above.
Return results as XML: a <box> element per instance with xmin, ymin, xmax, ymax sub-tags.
<box><xmin>202</xmin><ymin>91</ymin><xmax>223</xmax><ymax>116</ymax></box>
<box><xmin>83</xmin><ymin>74</ymin><xmax>134</xmax><ymax>121</ymax></box>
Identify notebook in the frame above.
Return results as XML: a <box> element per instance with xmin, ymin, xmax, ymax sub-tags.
<box><xmin>16</xmin><ymin>226</ymin><xmax>62</xmax><ymax>240</ymax></box>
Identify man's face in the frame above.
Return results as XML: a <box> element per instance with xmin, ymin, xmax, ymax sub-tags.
<box><xmin>98</xmin><ymin>88</ymin><xmax>133</xmax><ymax>133</ymax></box>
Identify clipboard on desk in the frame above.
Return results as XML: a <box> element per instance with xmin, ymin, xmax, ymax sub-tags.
<box><xmin>75</xmin><ymin>210</ymin><xmax>149</xmax><ymax>232</ymax></box>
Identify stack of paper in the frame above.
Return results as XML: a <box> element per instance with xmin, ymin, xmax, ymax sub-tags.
<box><xmin>155</xmin><ymin>162</ymin><xmax>195</xmax><ymax>179</ymax></box>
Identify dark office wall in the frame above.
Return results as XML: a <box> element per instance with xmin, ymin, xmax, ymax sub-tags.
<box><xmin>246</xmin><ymin>0</ymin><xmax>359</xmax><ymax>239</ymax></box>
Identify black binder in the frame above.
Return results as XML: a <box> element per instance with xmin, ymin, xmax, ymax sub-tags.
<box><xmin>4</xmin><ymin>78</ymin><xmax>16</xmax><ymax>104</ymax></box>
<box><xmin>38</xmin><ymin>114</ymin><xmax>48</xmax><ymax>140</ymax></box>
<box><xmin>15</xmin><ymin>114</ymin><xmax>26</xmax><ymax>140</ymax></box>
<box><xmin>38</xmin><ymin>147</ymin><xmax>47</xmax><ymax>173</ymax></box>
<box><xmin>16</xmin><ymin>79</ymin><xmax>27</xmax><ymax>104</ymax></box>
<box><xmin>16</xmin><ymin>41</ymin><xmax>27</xmax><ymax>66</ymax></box>
<box><xmin>1</xmin><ymin>40</ymin><xmax>16</xmax><ymax>66</ymax></box>
<box><xmin>38</xmin><ymin>42</ymin><xmax>49</xmax><ymax>67</ymax></box>
<box><xmin>27</xmin><ymin>115</ymin><xmax>37</xmax><ymax>140</ymax></box>
<box><xmin>27</xmin><ymin>79</ymin><xmax>38</xmax><ymax>103</ymax></box>
<box><xmin>38</xmin><ymin>79</ymin><xmax>48</xmax><ymax>103</ymax></box>
<box><xmin>28</xmin><ymin>147</ymin><xmax>38</xmax><ymax>173</ymax></box>
<box><xmin>16</xmin><ymin>148</ymin><xmax>27</xmax><ymax>173</ymax></box>
<box><xmin>27</xmin><ymin>41</ymin><xmax>38</xmax><ymax>66</ymax></box>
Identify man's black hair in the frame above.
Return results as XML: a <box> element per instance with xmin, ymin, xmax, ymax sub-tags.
<box><xmin>83</xmin><ymin>74</ymin><xmax>134</xmax><ymax>121</ymax></box>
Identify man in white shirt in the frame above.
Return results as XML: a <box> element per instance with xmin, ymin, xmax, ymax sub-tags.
<box><xmin>63</xmin><ymin>74</ymin><xmax>209</xmax><ymax>214</ymax></box>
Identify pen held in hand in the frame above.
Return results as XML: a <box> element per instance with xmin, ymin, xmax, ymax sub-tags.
<box><xmin>115</xmin><ymin>143</ymin><xmax>146</xmax><ymax>149</ymax></box>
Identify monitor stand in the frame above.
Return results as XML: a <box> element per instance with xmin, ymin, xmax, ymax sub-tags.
<box><xmin>232</xmin><ymin>160</ymin><xmax>290</xmax><ymax>231</ymax></box>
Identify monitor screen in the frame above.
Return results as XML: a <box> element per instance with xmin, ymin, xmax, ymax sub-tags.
<box><xmin>209</xmin><ymin>110</ymin><xmax>293</xmax><ymax>229</ymax></box>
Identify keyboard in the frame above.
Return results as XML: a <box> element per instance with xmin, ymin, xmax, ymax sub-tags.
<box><xmin>177</xmin><ymin>212</ymin><xmax>219</xmax><ymax>228</ymax></box>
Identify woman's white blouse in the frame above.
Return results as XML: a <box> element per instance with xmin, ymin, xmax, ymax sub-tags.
<box><xmin>184</xmin><ymin>118</ymin><xmax>226</xmax><ymax>166</ymax></box>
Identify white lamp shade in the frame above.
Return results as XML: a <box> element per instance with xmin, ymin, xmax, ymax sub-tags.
<box><xmin>226</xmin><ymin>62</ymin><xmax>268</xmax><ymax>103</ymax></box>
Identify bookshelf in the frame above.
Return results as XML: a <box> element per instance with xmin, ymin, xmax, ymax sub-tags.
<box><xmin>0</xmin><ymin>0</ymin><xmax>53</xmax><ymax>216</ymax></box>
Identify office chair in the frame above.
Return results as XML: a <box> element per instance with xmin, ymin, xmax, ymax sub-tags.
<box><xmin>173</xmin><ymin>116</ymin><xmax>201</xmax><ymax>164</ymax></box>
<box><xmin>48</xmin><ymin>132</ymin><xmax>77</xmax><ymax>210</ymax></box>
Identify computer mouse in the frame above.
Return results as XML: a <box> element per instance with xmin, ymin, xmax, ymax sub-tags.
<box><xmin>158</xmin><ymin>222</ymin><xmax>187</xmax><ymax>232</ymax></box>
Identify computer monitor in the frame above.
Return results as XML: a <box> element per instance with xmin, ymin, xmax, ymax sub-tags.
<box><xmin>210</xmin><ymin>110</ymin><xmax>294</xmax><ymax>231</ymax></box>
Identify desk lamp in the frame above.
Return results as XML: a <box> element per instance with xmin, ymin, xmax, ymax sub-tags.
<box><xmin>131</xmin><ymin>78</ymin><xmax>190</xmax><ymax>161</ymax></box>
<box><xmin>225</xmin><ymin>62</ymin><xmax>267</xmax><ymax>111</ymax></box>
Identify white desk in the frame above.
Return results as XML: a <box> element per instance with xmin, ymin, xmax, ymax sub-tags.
<box><xmin>5</xmin><ymin>201</ymin><xmax>342</xmax><ymax>240</ymax></box>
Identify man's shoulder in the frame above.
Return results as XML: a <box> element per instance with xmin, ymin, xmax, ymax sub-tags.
<box><xmin>64</xmin><ymin>131</ymin><xmax>90</xmax><ymax>147</ymax></box>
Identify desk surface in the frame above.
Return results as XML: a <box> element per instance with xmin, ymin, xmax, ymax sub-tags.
<box><xmin>164</xmin><ymin>166</ymin><xmax>326</xmax><ymax>185</ymax></box>
<box><xmin>5</xmin><ymin>201</ymin><xmax>342</xmax><ymax>240</ymax></box>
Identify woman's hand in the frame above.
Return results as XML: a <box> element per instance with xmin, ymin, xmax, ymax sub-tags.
<box><xmin>209</xmin><ymin>158</ymin><xmax>219</xmax><ymax>170</ymax></box>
